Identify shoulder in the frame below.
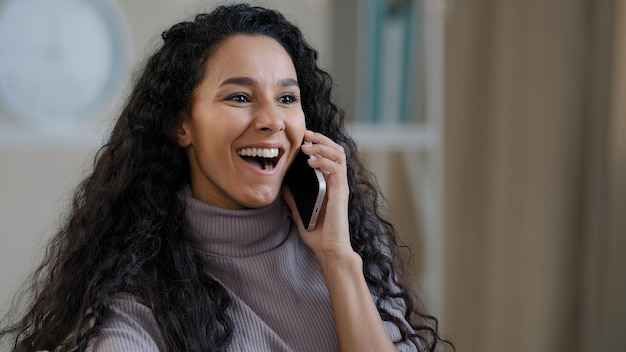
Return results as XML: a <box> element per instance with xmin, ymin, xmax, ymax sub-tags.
<box><xmin>86</xmin><ymin>293</ymin><xmax>166</xmax><ymax>352</ymax></box>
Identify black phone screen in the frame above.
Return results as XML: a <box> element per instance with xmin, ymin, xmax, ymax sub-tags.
<box><xmin>284</xmin><ymin>150</ymin><xmax>326</xmax><ymax>230</ymax></box>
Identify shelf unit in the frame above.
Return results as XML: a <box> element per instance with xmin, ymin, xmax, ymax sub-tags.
<box><xmin>344</xmin><ymin>0</ymin><xmax>448</xmax><ymax>314</ymax></box>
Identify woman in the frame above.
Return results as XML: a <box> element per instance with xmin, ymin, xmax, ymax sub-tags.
<box><xmin>0</xmin><ymin>4</ymin><xmax>451</xmax><ymax>351</ymax></box>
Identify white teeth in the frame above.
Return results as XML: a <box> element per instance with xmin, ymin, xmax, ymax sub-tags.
<box><xmin>237</xmin><ymin>147</ymin><xmax>279</xmax><ymax>158</ymax></box>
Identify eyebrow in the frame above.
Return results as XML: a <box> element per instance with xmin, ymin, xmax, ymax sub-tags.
<box><xmin>218</xmin><ymin>77</ymin><xmax>299</xmax><ymax>88</ymax></box>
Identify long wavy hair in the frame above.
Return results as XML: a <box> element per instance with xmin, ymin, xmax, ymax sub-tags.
<box><xmin>0</xmin><ymin>3</ymin><xmax>451</xmax><ymax>351</ymax></box>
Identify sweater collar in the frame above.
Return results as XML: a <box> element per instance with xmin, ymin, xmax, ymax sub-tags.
<box><xmin>181</xmin><ymin>187</ymin><xmax>292</xmax><ymax>258</ymax></box>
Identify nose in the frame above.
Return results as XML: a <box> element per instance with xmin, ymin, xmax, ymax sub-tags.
<box><xmin>253</xmin><ymin>101</ymin><xmax>285</xmax><ymax>133</ymax></box>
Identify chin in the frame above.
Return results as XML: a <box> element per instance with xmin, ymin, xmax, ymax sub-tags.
<box><xmin>240</xmin><ymin>192</ymin><xmax>280</xmax><ymax>209</ymax></box>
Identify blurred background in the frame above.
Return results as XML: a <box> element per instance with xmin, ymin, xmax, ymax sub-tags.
<box><xmin>0</xmin><ymin>0</ymin><xmax>624</xmax><ymax>351</ymax></box>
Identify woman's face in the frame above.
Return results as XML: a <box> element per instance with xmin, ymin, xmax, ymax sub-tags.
<box><xmin>178</xmin><ymin>34</ymin><xmax>306</xmax><ymax>209</ymax></box>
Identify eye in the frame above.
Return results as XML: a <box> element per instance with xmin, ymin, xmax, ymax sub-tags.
<box><xmin>226</xmin><ymin>94</ymin><xmax>250</xmax><ymax>103</ymax></box>
<box><xmin>278</xmin><ymin>94</ymin><xmax>299</xmax><ymax>105</ymax></box>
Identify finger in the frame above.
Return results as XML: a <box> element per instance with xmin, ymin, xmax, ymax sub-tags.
<box><xmin>308</xmin><ymin>156</ymin><xmax>342</xmax><ymax>176</ymax></box>
<box><xmin>301</xmin><ymin>145</ymin><xmax>345</xmax><ymax>175</ymax></box>
<box><xmin>300</xmin><ymin>141</ymin><xmax>345</xmax><ymax>165</ymax></box>
<box><xmin>302</xmin><ymin>130</ymin><xmax>343</xmax><ymax>152</ymax></box>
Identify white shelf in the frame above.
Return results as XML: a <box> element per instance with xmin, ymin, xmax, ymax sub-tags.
<box><xmin>0</xmin><ymin>127</ymin><xmax>106</xmax><ymax>150</ymax></box>
<box><xmin>348</xmin><ymin>122</ymin><xmax>439</xmax><ymax>151</ymax></box>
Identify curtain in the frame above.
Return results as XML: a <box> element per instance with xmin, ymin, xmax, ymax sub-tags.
<box><xmin>580</xmin><ymin>0</ymin><xmax>626</xmax><ymax>350</ymax></box>
<box><xmin>442</xmin><ymin>0</ymin><xmax>625</xmax><ymax>351</ymax></box>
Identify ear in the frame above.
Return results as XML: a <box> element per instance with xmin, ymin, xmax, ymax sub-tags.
<box><xmin>177</xmin><ymin>119</ymin><xmax>192</xmax><ymax>147</ymax></box>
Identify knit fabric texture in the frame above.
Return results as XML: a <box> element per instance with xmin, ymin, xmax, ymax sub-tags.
<box><xmin>87</xmin><ymin>188</ymin><xmax>419</xmax><ymax>351</ymax></box>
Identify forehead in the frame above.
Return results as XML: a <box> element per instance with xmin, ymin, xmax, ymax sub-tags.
<box><xmin>205</xmin><ymin>34</ymin><xmax>296</xmax><ymax>78</ymax></box>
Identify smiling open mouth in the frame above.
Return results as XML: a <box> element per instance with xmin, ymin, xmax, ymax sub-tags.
<box><xmin>237</xmin><ymin>147</ymin><xmax>280</xmax><ymax>170</ymax></box>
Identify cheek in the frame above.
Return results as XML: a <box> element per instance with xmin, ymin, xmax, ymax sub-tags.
<box><xmin>287</xmin><ymin>112</ymin><xmax>307</xmax><ymax>139</ymax></box>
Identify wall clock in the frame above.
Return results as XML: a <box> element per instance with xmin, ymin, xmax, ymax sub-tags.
<box><xmin>0</xmin><ymin>0</ymin><xmax>132</xmax><ymax>134</ymax></box>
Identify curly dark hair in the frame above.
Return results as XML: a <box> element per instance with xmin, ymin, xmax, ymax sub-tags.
<box><xmin>0</xmin><ymin>3</ymin><xmax>451</xmax><ymax>351</ymax></box>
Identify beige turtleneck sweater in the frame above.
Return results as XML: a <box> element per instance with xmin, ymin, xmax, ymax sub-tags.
<box><xmin>87</xmin><ymin>189</ymin><xmax>419</xmax><ymax>351</ymax></box>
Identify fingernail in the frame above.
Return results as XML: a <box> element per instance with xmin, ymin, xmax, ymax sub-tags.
<box><xmin>306</xmin><ymin>130</ymin><xmax>314</xmax><ymax>135</ymax></box>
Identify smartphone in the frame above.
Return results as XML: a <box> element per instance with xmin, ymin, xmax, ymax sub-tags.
<box><xmin>285</xmin><ymin>149</ymin><xmax>326</xmax><ymax>231</ymax></box>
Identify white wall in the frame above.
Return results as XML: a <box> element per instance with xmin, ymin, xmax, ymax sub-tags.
<box><xmin>0</xmin><ymin>0</ymin><xmax>332</xmax><ymax>318</ymax></box>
